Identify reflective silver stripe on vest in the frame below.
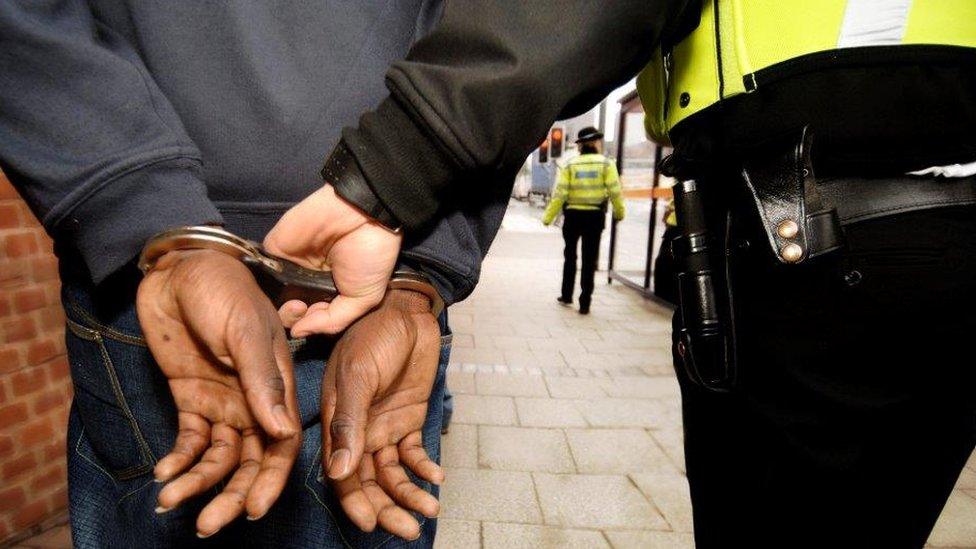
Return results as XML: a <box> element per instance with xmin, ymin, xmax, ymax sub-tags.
<box><xmin>837</xmin><ymin>0</ymin><xmax>912</xmax><ymax>48</ymax></box>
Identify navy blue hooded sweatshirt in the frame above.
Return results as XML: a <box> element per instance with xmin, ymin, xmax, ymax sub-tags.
<box><xmin>0</xmin><ymin>0</ymin><xmax>508</xmax><ymax>305</ymax></box>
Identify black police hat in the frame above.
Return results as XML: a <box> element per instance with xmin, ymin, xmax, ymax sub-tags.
<box><xmin>575</xmin><ymin>126</ymin><xmax>604</xmax><ymax>143</ymax></box>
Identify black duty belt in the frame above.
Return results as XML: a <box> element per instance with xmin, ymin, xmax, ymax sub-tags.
<box><xmin>819</xmin><ymin>173</ymin><xmax>976</xmax><ymax>225</ymax></box>
<box><xmin>673</xmin><ymin>125</ymin><xmax>976</xmax><ymax>393</ymax></box>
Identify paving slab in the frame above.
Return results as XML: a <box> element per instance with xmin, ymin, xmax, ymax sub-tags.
<box><xmin>532</xmin><ymin>473</ymin><xmax>668</xmax><ymax>530</ymax></box>
<box><xmin>446</xmin><ymin>369</ymin><xmax>476</xmax><ymax>395</ymax></box>
<box><xmin>475</xmin><ymin>372</ymin><xmax>549</xmax><ymax>397</ymax></box>
<box><xmin>629</xmin><ymin>473</ymin><xmax>694</xmax><ymax>532</ymax></box>
<box><xmin>544</xmin><ymin>376</ymin><xmax>608</xmax><ymax>399</ymax></box>
<box><xmin>479</xmin><ymin>426</ymin><xmax>575</xmax><ymax>473</ymax></box>
<box><xmin>953</xmin><ymin>465</ymin><xmax>976</xmax><ymax>490</ymax></box>
<box><xmin>605</xmin><ymin>530</ymin><xmax>696</xmax><ymax>549</ymax></box>
<box><xmin>575</xmin><ymin>398</ymin><xmax>670</xmax><ymax>429</ymax></box>
<box><xmin>482</xmin><ymin>522</ymin><xmax>609</xmax><ymax>549</ymax></box>
<box><xmin>505</xmin><ymin>349</ymin><xmax>567</xmax><ymax>369</ymax></box>
<box><xmin>599</xmin><ymin>376</ymin><xmax>680</xmax><ymax>399</ymax></box>
<box><xmin>565</xmin><ymin>429</ymin><xmax>678</xmax><ymax>475</ymax></box>
<box><xmin>527</xmin><ymin>337</ymin><xmax>587</xmax><ymax>353</ymax></box>
<box><xmin>648</xmin><ymin>428</ymin><xmax>686</xmax><ymax>473</ymax></box>
<box><xmin>451</xmin><ymin>395</ymin><xmax>518</xmax><ymax>426</ymax></box>
<box><xmin>927</xmin><ymin>490</ymin><xmax>976</xmax><ymax>547</ymax></box>
<box><xmin>515</xmin><ymin>397</ymin><xmax>588</xmax><ymax>428</ymax></box>
<box><xmin>490</xmin><ymin>335</ymin><xmax>531</xmax><ymax>351</ymax></box>
<box><xmin>441</xmin><ymin>468</ymin><xmax>542</xmax><ymax>523</ymax></box>
<box><xmin>441</xmin><ymin>423</ymin><xmax>478</xmax><ymax>468</ymax></box>
<box><xmin>452</xmin><ymin>333</ymin><xmax>475</xmax><ymax>348</ymax></box>
<box><xmin>450</xmin><ymin>347</ymin><xmax>509</xmax><ymax>366</ymax></box>
<box><xmin>434</xmin><ymin>519</ymin><xmax>481</xmax><ymax>549</ymax></box>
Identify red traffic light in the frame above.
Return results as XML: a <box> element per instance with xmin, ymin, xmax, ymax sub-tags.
<box><xmin>550</xmin><ymin>128</ymin><xmax>564</xmax><ymax>158</ymax></box>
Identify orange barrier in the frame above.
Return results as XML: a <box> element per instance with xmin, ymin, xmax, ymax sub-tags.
<box><xmin>621</xmin><ymin>187</ymin><xmax>674</xmax><ymax>200</ymax></box>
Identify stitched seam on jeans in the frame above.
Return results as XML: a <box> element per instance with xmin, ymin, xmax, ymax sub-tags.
<box><xmin>66</xmin><ymin>318</ymin><xmax>100</xmax><ymax>341</ymax></box>
<box><xmin>66</xmin><ymin>303</ymin><xmax>147</xmax><ymax>346</ymax></box>
<box><xmin>68</xmin><ymin>318</ymin><xmax>153</xmax><ymax>475</ymax></box>
<box><xmin>75</xmin><ymin>427</ymin><xmax>119</xmax><ymax>488</ymax></box>
<box><xmin>304</xmin><ymin>447</ymin><xmax>355</xmax><ymax>549</ymax></box>
<box><xmin>91</xmin><ymin>330</ymin><xmax>158</xmax><ymax>472</ymax></box>
<box><xmin>117</xmin><ymin>479</ymin><xmax>155</xmax><ymax>505</ymax></box>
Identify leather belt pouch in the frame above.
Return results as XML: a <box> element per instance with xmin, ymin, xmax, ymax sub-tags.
<box><xmin>740</xmin><ymin>126</ymin><xmax>844</xmax><ymax>264</ymax></box>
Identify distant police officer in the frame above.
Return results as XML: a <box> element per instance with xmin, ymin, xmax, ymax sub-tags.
<box><xmin>542</xmin><ymin>127</ymin><xmax>625</xmax><ymax>314</ymax></box>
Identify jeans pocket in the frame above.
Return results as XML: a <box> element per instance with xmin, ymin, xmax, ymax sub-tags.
<box><xmin>65</xmin><ymin>315</ymin><xmax>155</xmax><ymax>481</ymax></box>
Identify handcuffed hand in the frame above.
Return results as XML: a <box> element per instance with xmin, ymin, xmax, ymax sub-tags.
<box><xmin>136</xmin><ymin>248</ymin><xmax>302</xmax><ymax>538</ymax></box>
<box><xmin>264</xmin><ymin>184</ymin><xmax>402</xmax><ymax>335</ymax></box>
<box><xmin>280</xmin><ymin>288</ymin><xmax>444</xmax><ymax>540</ymax></box>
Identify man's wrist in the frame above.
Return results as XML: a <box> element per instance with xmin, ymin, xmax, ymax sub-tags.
<box><xmin>322</xmin><ymin>141</ymin><xmax>402</xmax><ymax>232</ymax></box>
<box><xmin>384</xmin><ymin>288</ymin><xmax>434</xmax><ymax>314</ymax></box>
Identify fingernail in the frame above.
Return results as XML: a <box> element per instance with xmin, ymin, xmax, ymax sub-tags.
<box><xmin>153</xmin><ymin>478</ymin><xmax>165</xmax><ymax>484</ymax></box>
<box><xmin>272</xmin><ymin>404</ymin><xmax>295</xmax><ymax>437</ymax></box>
<box><xmin>197</xmin><ymin>530</ymin><xmax>218</xmax><ymax>539</ymax></box>
<box><xmin>328</xmin><ymin>449</ymin><xmax>351</xmax><ymax>479</ymax></box>
<box><xmin>155</xmin><ymin>506</ymin><xmax>171</xmax><ymax>514</ymax></box>
<box><xmin>246</xmin><ymin>512</ymin><xmax>267</xmax><ymax>522</ymax></box>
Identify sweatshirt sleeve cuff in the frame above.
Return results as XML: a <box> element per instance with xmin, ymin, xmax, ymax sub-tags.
<box><xmin>56</xmin><ymin>158</ymin><xmax>223</xmax><ymax>284</ymax></box>
<box><xmin>339</xmin><ymin>98</ymin><xmax>456</xmax><ymax>231</ymax></box>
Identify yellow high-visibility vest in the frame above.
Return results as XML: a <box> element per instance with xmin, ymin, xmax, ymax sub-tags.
<box><xmin>638</xmin><ymin>0</ymin><xmax>976</xmax><ymax>144</ymax></box>
<box><xmin>542</xmin><ymin>154</ymin><xmax>626</xmax><ymax>225</ymax></box>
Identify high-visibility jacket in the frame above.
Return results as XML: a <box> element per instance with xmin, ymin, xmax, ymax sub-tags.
<box><xmin>637</xmin><ymin>0</ymin><xmax>976</xmax><ymax>145</ymax></box>
<box><xmin>542</xmin><ymin>153</ymin><xmax>626</xmax><ymax>225</ymax></box>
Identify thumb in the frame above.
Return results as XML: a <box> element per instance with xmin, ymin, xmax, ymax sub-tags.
<box><xmin>278</xmin><ymin>300</ymin><xmax>308</xmax><ymax>329</ymax></box>
<box><xmin>290</xmin><ymin>295</ymin><xmax>380</xmax><ymax>336</ymax></box>
<box><xmin>231</xmin><ymin>323</ymin><xmax>300</xmax><ymax>440</ymax></box>
<box><xmin>327</xmin><ymin>364</ymin><xmax>373</xmax><ymax>480</ymax></box>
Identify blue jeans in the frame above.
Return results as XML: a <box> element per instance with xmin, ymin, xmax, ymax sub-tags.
<box><xmin>61</xmin><ymin>273</ymin><xmax>450</xmax><ymax>548</ymax></box>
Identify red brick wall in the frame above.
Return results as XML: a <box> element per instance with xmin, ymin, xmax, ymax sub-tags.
<box><xmin>0</xmin><ymin>171</ymin><xmax>71</xmax><ymax>544</ymax></box>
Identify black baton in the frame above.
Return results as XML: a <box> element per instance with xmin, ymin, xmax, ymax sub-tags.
<box><xmin>672</xmin><ymin>180</ymin><xmax>734</xmax><ymax>391</ymax></box>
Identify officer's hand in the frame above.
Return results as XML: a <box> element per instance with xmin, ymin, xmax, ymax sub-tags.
<box><xmin>264</xmin><ymin>185</ymin><xmax>402</xmax><ymax>335</ymax></box>
<box><xmin>281</xmin><ymin>288</ymin><xmax>443</xmax><ymax>539</ymax></box>
<box><xmin>136</xmin><ymin>249</ymin><xmax>302</xmax><ymax>537</ymax></box>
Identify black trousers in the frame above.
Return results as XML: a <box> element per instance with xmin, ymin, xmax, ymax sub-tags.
<box><xmin>675</xmin><ymin>205</ymin><xmax>976</xmax><ymax>548</ymax></box>
<box><xmin>561</xmin><ymin>209</ymin><xmax>605</xmax><ymax>307</ymax></box>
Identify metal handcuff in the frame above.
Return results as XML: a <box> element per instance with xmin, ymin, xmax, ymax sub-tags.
<box><xmin>137</xmin><ymin>226</ymin><xmax>444</xmax><ymax>316</ymax></box>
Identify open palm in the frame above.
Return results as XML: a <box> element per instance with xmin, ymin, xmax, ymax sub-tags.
<box><xmin>137</xmin><ymin>249</ymin><xmax>302</xmax><ymax>537</ymax></box>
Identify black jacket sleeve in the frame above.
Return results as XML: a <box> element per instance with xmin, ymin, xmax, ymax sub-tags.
<box><xmin>334</xmin><ymin>0</ymin><xmax>696</xmax><ymax>231</ymax></box>
<box><xmin>0</xmin><ymin>0</ymin><xmax>222</xmax><ymax>283</ymax></box>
